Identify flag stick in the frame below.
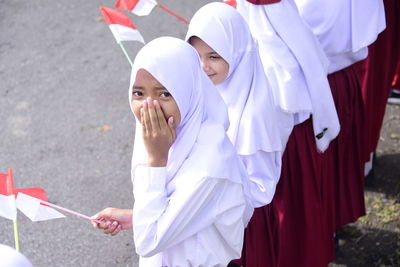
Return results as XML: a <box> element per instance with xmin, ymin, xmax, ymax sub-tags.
<box><xmin>157</xmin><ymin>4</ymin><xmax>189</xmax><ymax>25</ymax></box>
<box><xmin>13</xmin><ymin>220</ymin><xmax>20</xmax><ymax>252</ymax></box>
<box><xmin>39</xmin><ymin>200</ymin><xmax>102</xmax><ymax>224</ymax></box>
<box><xmin>119</xmin><ymin>42</ymin><xmax>133</xmax><ymax>66</ymax></box>
<box><xmin>9</xmin><ymin>169</ymin><xmax>19</xmax><ymax>251</ymax></box>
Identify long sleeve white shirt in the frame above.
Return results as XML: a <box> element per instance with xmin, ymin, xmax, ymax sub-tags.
<box><xmin>133</xmin><ymin>166</ymin><xmax>248</xmax><ymax>267</ymax></box>
<box><xmin>240</xmin><ymin>150</ymin><xmax>283</xmax><ymax>208</ymax></box>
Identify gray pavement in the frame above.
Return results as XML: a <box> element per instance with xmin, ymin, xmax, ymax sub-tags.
<box><xmin>0</xmin><ymin>0</ymin><xmax>213</xmax><ymax>266</ymax></box>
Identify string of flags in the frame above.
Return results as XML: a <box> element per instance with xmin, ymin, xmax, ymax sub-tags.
<box><xmin>99</xmin><ymin>0</ymin><xmax>192</xmax><ymax>65</ymax></box>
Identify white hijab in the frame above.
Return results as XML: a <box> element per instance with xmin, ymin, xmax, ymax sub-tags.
<box><xmin>129</xmin><ymin>37</ymin><xmax>249</xmax><ymax>192</ymax></box>
<box><xmin>237</xmin><ymin>0</ymin><xmax>340</xmax><ymax>152</ymax></box>
<box><xmin>0</xmin><ymin>244</ymin><xmax>32</xmax><ymax>267</ymax></box>
<box><xmin>186</xmin><ymin>2</ymin><xmax>283</xmax><ymax>155</ymax></box>
<box><xmin>294</xmin><ymin>0</ymin><xmax>386</xmax><ymax>58</ymax></box>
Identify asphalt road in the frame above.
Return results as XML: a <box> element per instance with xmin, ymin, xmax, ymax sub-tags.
<box><xmin>0</xmin><ymin>1</ymin><xmax>213</xmax><ymax>266</ymax></box>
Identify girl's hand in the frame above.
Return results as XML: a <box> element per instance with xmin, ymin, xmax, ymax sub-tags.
<box><xmin>91</xmin><ymin>208</ymin><xmax>133</xmax><ymax>236</ymax></box>
<box><xmin>141</xmin><ymin>97</ymin><xmax>177</xmax><ymax>167</ymax></box>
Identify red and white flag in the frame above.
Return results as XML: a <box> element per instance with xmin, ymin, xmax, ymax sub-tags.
<box><xmin>0</xmin><ymin>169</ymin><xmax>65</xmax><ymax>222</ymax></box>
<box><xmin>0</xmin><ymin>170</ymin><xmax>17</xmax><ymax>221</ymax></box>
<box><xmin>115</xmin><ymin>0</ymin><xmax>157</xmax><ymax>16</ymax></box>
<box><xmin>223</xmin><ymin>0</ymin><xmax>237</xmax><ymax>7</ymax></box>
<box><xmin>16</xmin><ymin>193</ymin><xmax>65</xmax><ymax>222</ymax></box>
<box><xmin>100</xmin><ymin>7</ymin><xmax>145</xmax><ymax>44</ymax></box>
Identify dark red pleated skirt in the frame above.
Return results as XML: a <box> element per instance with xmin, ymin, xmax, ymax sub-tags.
<box><xmin>273</xmin><ymin>119</ymin><xmax>334</xmax><ymax>267</ymax></box>
<box><xmin>392</xmin><ymin>63</ymin><xmax>400</xmax><ymax>88</ymax></box>
<box><xmin>358</xmin><ymin>0</ymin><xmax>400</xmax><ymax>154</ymax></box>
<box><xmin>328</xmin><ymin>65</ymin><xmax>367</xmax><ymax>229</ymax></box>
<box><xmin>232</xmin><ymin>205</ymin><xmax>277</xmax><ymax>267</ymax></box>
<box><xmin>234</xmin><ymin>119</ymin><xmax>335</xmax><ymax>267</ymax></box>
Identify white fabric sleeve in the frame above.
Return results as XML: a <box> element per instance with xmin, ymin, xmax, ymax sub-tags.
<box><xmin>240</xmin><ymin>150</ymin><xmax>282</xmax><ymax>208</ymax></box>
<box><xmin>132</xmin><ymin>166</ymin><xmax>246</xmax><ymax>257</ymax></box>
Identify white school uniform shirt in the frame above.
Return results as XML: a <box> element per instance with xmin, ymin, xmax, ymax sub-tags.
<box><xmin>237</xmin><ymin>0</ymin><xmax>340</xmax><ymax>152</ymax></box>
<box><xmin>186</xmin><ymin>2</ymin><xmax>286</xmax><ymax>207</ymax></box>
<box><xmin>129</xmin><ymin>37</ymin><xmax>253</xmax><ymax>267</ymax></box>
<box><xmin>294</xmin><ymin>0</ymin><xmax>386</xmax><ymax>73</ymax></box>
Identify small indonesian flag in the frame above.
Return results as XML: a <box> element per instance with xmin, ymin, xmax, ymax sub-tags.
<box><xmin>16</xmin><ymin>193</ymin><xmax>65</xmax><ymax>222</ymax></box>
<box><xmin>0</xmin><ymin>169</ymin><xmax>65</xmax><ymax>222</ymax></box>
<box><xmin>223</xmin><ymin>0</ymin><xmax>237</xmax><ymax>7</ymax></box>
<box><xmin>115</xmin><ymin>0</ymin><xmax>157</xmax><ymax>16</ymax></box>
<box><xmin>100</xmin><ymin>7</ymin><xmax>145</xmax><ymax>44</ymax></box>
<box><xmin>0</xmin><ymin>170</ymin><xmax>17</xmax><ymax>221</ymax></box>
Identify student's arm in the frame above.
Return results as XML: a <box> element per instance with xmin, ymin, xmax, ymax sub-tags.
<box><xmin>240</xmin><ymin>150</ymin><xmax>282</xmax><ymax>208</ymax></box>
<box><xmin>133</xmin><ymin>166</ymin><xmax>246</xmax><ymax>257</ymax></box>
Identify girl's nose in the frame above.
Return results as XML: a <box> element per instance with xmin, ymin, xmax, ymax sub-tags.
<box><xmin>201</xmin><ymin>60</ymin><xmax>210</xmax><ymax>72</ymax></box>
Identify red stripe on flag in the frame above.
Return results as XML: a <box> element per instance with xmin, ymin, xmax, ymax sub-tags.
<box><xmin>115</xmin><ymin>0</ymin><xmax>140</xmax><ymax>11</ymax></box>
<box><xmin>99</xmin><ymin>7</ymin><xmax>137</xmax><ymax>30</ymax></box>
<box><xmin>223</xmin><ymin>0</ymin><xmax>237</xmax><ymax>7</ymax></box>
<box><xmin>0</xmin><ymin>169</ymin><xmax>15</xmax><ymax>196</ymax></box>
<box><xmin>15</xmin><ymin>187</ymin><xmax>48</xmax><ymax>202</ymax></box>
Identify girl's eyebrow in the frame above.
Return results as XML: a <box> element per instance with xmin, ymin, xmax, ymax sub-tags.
<box><xmin>155</xmin><ymin>86</ymin><xmax>167</xmax><ymax>90</ymax></box>
<box><xmin>132</xmin><ymin>86</ymin><xmax>143</xmax><ymax>89</ymax></box>
<box><xmin>208</xmin><ymin>51</ymin><xmax>219</xmax><ymax>55</ymax></box>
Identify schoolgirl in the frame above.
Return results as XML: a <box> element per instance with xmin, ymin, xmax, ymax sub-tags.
<box><xmin>236</xmin><ymin>0</ymin><xmax>341</xmax><ymax>265</ymax></box>
<box><xmin>186</xmin><ymin>3</ymin><xmax>288</xmax><ymax>266</ymax></box>
<box><xmin>92</xmin><ymin>37</ymin><xmax>253</xmax><ymax>267</ymax></box>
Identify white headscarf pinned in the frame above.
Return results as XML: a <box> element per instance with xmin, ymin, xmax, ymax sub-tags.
<box><xmin>186</xmin><ymin>2</ymin><xmax>283</xmax><ymax>155</ymax></box>
<box><xmin>129</xmin><ymin>37</ymin><xmax>249</xmax><ymax>191</ymax></box>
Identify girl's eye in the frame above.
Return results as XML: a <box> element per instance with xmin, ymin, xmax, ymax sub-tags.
<box><xmin>160</xmin><ymin>92</ymin><xmax>172</xmax><ymax>98</ymax></box>
<box><xmin>132</xmin><ymin>91</ymin><xmax>143</xmax><ymax>97</ymax></box>
<box><xmin>210</xmin><ymin>55</ymin><xmax>220</xmax><ymax>59</ymax></box>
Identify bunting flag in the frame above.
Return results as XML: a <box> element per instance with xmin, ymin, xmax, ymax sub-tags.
<box><xmin>115</xmin><ymin>0</ymin><xmax>157</xmax><ymax>16</ymax></box>
<box><xmin>223</xmin><ymin>0</ymin><xmax>237</xmax><ymax>7</ymax></box>
<box><xmin>115</xmin><ymin>0</ymin><xmax>189</xmax><ymax>24</ymax></box>
<box><xmin>99</xmin><ymin>7</ymin><xmax>145</xmax><ymax>44</ymax></box>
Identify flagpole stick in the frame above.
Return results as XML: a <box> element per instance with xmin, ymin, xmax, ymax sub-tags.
<box><xmin>39</xmin><ymin>200</ymin><xmax>102</xmax><ymax>224</ymax></box>
<box><xmin>13</xmin><ymin>220</ymin><xmax>20</xmax><ymax>252</ymax></box>
<box><xmin>9</xmin><ymin>169</ymin><xmax>20</xmax><ymax>252</ymax></box>
<box><xmin>119</xmin><ymin>42</ymin><xmax>133</xmax><ymax>67</ymax></box>
<box><xmin>157</xmin><ymin>4</ymin><xmax>189</xmax><ymax>25</ymax></box>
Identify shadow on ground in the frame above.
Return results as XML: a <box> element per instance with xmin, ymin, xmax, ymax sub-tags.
<box><xmin>331</xmin><ymin>152</ymin><xmax>400</xmax><ymax>267</ymax></box>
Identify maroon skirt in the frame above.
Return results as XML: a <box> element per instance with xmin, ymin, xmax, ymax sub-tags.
<box><xmin>328</xmin><ymin>65</ymin><xmax>367</xmax><ymax>229</ymax></box>
<box><xmin>358</xmin><ymin>0</ymin><xmax>400</xmax><ymax>154</ymax></box>
<box><xmin>392</xmin><ymin>63</ymin><xmax>400</xmax><ymax>88</ymax></box>
<box><xmin>233</xmin><ymin>119</ymin><xmax>335</xmax><ymax>267</ymax></box>
<box><xmin>232</xmin><ymin>205</ymin><xmax>277</xmax><ymax>267</ymax></box>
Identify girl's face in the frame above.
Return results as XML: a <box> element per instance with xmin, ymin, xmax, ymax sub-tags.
<box><xmin>190</xmin><ymin>37</ymin><xmax>229</xmax><ymax>85</ymax></box>
<box><xmin>131</xmin><ymin>69</ymin><xmax>181</xmax><ymax>126</ymax></box>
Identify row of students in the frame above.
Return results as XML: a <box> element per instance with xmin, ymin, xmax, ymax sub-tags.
<box><xmin>90</xmin><ymin>1</ymin><xmax>389</xmax><ymax>266</ymax></box>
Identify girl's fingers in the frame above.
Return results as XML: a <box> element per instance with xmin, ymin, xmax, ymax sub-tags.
<box><xmin>141</xmin><ymin>108</ymin><xmax>146</xmax><ymax>135</ymax></box>
<box><xmin>168</xmin><ymin>116</ymin><xmax>177</xmax><ymax>142</ymax></box>
<box><xmin>142</xmin><ymin>100</ymin><xmax>152</xmax><ymax>133</ymax></box>
<box><xmin>104</xmin><ymin>221</ymin><xmax>119</xmax><ymax>235</ymax></box>
<box><xmin>154</xmin><ymin>100</ymin><xmax>168</xmax><ymax>128</ymax></box>
<box><xmin>111</xmin><ymin>224</ymin><xmax>122</xmax><ymax>236</ymax></box>
<box><xmin>147</xmin><ymin>98</ymin><xmax>161</xmax><ymax>131</ymax></box>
